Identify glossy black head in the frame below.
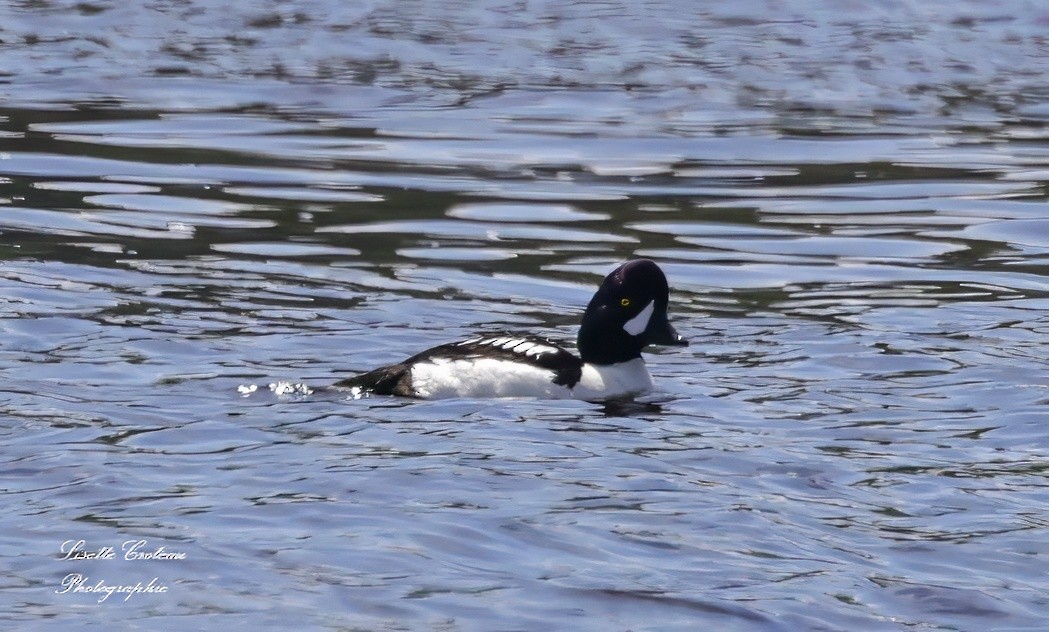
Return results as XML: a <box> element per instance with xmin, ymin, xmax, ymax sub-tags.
<box><xmin>577</xmin><ymin>259</ymin><xmax>688</xmax><ymax>365</ymax></box>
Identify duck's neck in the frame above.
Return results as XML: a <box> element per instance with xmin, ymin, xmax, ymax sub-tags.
<box><xmin>577</xmin><ymin>307</ymin><xmax>643</xmax><ymax>366</ymax></box>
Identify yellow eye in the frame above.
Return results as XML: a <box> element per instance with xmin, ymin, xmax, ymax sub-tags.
<box><xmin>620</xmin><ymin>298</ymin><xmax>631</xmax><ymax>307</ymax></box>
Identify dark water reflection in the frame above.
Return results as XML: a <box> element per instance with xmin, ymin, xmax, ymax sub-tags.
<box><xmin>1</xmin><ymin>1</ymin><xmax>1048</xmax><ymax>630</ymax></box>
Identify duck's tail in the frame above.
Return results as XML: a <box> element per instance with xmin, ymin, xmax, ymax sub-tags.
<box><xmin>331</xmin><ymin>363</ymin><xmax>415</xmax><ymax>397</ymax></box>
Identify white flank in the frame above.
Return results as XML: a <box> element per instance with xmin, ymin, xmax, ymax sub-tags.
<box><xmin>622</xmin><ymin>301</ymin><xmax>654</xmax><ymax>336</ymax></box>
<box><xmin>411</xmin><ymin>358</ymin><xmax>570</xmax><ymax>399</ymax></box>
<box><xmin>409</xmin><ymin>357</ymin><xmax>653</xmax><ymax>400</ymax></box>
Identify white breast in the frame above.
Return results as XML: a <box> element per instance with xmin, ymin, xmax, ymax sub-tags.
<box><xmin>571</xmin><ymin>358</ymin><xmax>653</xmax><ymax>400</ymax></box>
<box><xmin>409</xmin><ymin>357</ymin><xmax>652</xmax><ymax>400</ymax></box>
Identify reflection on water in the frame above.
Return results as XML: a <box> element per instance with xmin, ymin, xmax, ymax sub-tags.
<box><xmin>1</xmin><ymin>0</ymin><xmax>1048</xmax><ymax>630</ymax></box>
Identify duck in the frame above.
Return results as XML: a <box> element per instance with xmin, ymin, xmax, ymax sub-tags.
<box><xmin>333</xmin><ymin>259</ymin><xmax>687</xmax><ymax>399</ymax></box>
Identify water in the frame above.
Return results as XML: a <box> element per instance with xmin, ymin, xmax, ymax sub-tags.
<box><xmin>2</xmin><ymin>0</ymin><xmax>1048</xmax><ymax>629</ymax></box>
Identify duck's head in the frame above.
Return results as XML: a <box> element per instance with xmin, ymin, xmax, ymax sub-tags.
<box><xmin>577</xmin><ymin>259</ymin><xmax>688</xmax><ymax>365</ymax></box>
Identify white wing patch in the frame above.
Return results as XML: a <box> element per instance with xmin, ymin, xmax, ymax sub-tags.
<box><xmin>622</xmin><ymin>300</ymin><xmax>654</xmax><ymax>336</ymax></box>
<box><xmin>512</xmin><ymin>341</ymin><xmax>535</xmax><ymax>353</ymax></box>
<box><xmin>457</xmin><ymin>336</ymin><xmax>558</xmax><ymax>359</ymax></box>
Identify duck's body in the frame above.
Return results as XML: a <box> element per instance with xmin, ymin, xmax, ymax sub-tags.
<box><xmin>340</xmin><ymin>334</ymin><xmax>655</xmax><ymax>400</ymax></box>
<box><xmin>334</xmin><ymin>259</ymin><xmax>687</xmax><ymax>400</ymax></box>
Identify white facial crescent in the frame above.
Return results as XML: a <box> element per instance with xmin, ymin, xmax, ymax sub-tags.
<box><xmin>622</xmin><ymin>300</ymin><xmax>654</xmax><ymax>336</ymax></box>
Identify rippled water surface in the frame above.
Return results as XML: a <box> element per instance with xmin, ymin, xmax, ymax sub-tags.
<box><xmin>2</xmin><ymin>1</ymin><xmax>1048</xmax><ymax>630</ymax></box>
